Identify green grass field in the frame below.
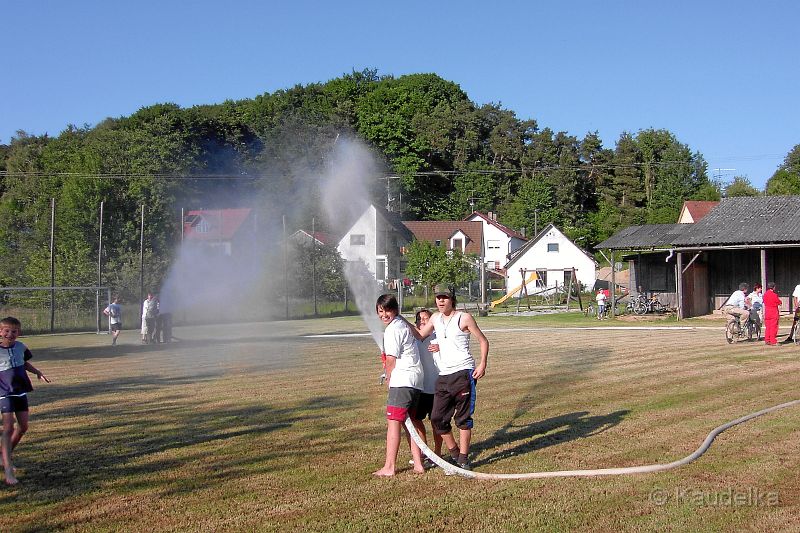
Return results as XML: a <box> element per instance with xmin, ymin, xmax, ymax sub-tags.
<box><xmin>4</xmin><ymin>314</ymin><xmax>800</xmax><ymax>532</ymax></box>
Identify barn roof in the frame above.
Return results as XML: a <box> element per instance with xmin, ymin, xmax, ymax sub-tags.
<box><xmin>596</xmin><ymin>196</ymin><xmax>800</xmax><ymax>250</ymax></box>
<box><xmin>672</xmin><ymin>196</ymin><xmax>800</xmax><ymax>246</ymax></box>
<box><xmin>596</xmin><ymin>224</ymin><xmax>689</xmax><ymax>250</ymax></box>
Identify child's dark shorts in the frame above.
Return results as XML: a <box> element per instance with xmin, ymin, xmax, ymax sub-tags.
<box><xmin>411</xmin><ymin>393</ymin><xmax>434</xmax><ymax>421</ymax></box>
<box><xmin>431</xmin><ymin>369</ymin><xmax>476</xmax><ymax>434</ymax></box>
<box><xmin>386</xmin><ymin>387</ymin><xmax>420</xmax><ymax>421</ymax></box>
<box><xmin>111</xmin><ymin>323</ymin><xmax>122</xmax><ymax>332</ymax></box>
<box><xmin>0</xmin><ymin>395</ymin><xmax>29</xmax><ymax>414</ymax></box>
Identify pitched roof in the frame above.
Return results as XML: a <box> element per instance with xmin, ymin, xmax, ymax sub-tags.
<box><xmin>506</xmin><ymin>223</ymin><xmax>596</xmax><ymax>267</ymax></box>
<box><xmin>183</xmin><ymin>208</ymin><xmax>253</xmax><ymax>240</ymax></box>
<box><xmin>678</xmin><ymin>200</ymin><xmax>719</xmax><ymax>223</ymax></box>
<box><xmin>291</xmin><ymin>230</ymin><xmax>333</xmax><ymax>246</ymax></box>
<box><xmin>596</xmin><ymin>196</ymin><xmax>800</xmax><ymax>250</ymax></box>
<box><xmin>402</xmin><ymin>221</ymin><xmax>483</xmax><ymax>254</ymax></box>
<box><xmin>673</xmin><ymin>196</ymin><xmax>800</xmax><ymax>246</ymax></box>
<box><xmin>376</xmin><ymin>205</ymin><xmax>414</xmax><ymax>242</ymax></box>
<box><xmin>465</xmin><ymin>211</ymin><xmax>527</xmax><ymax>241</ymax></box>
<box><xmin>595</xmin><ymin>224</ymin><xmax>689</xmax><ymax>250</ymax></box>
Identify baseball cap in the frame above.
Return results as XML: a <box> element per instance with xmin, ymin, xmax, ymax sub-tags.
<box><xmin>433</xmin><ymin>284</ymin><xmax>453</xmax><ymax>297</ymax></box>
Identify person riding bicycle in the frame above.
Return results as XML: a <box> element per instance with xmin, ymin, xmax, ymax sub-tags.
<box><xmin>722</xmin><ymin>282</ymin><xmax>750</xmax><ymax>329</ymax></box>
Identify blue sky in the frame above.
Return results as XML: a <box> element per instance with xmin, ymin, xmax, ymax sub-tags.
<box><xmin>3</xmin><ymin>1</ymin><xmax>798</xmax><ymax>189</ymax></box>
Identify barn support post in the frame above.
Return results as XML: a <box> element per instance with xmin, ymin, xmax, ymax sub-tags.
<box><xmin>760</xmin><ymin>248</ymin><xmax>767</xmax><ymax>303</ymax></box>
<box><xmin>610</xmin><ymin>251</ymin><xmax>616</xmax><ymax>317</ymax></box>
<box><xmin>676</xmin><ymin>252</ymin><xmax>684</xmax><ymax>320</ymax></box>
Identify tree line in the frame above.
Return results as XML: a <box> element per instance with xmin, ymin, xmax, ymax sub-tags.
<box><xmin>1</xmin><ymin>69</ymin><xmax>799</xmax><ymax>298</ymax></box>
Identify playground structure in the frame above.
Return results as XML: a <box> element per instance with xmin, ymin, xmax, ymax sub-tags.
<box><xmin>491</xmin><ymin>267</ymin><xmax>583</xmax><ymax>313</ymax></box>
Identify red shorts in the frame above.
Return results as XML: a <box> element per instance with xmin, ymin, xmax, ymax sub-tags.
<box><xmin>386</xmin><ymin>387</ymin><xmax>420</xmax><ymax>421</ymax></box>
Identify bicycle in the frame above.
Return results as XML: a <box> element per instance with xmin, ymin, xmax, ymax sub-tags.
<box><xmin>725</xmin><ymin>309</ymin><xmax>761</xmax><ymax>343</ymax></box>
<box><xmin>585</xmin><ymin>302</ymin><xmax>609</xmax><ymax>319</ymax></box>
<box><xmin>633</xmin><ymin>293</ymin><xmax>668</xmax><ymax>315</ymax></box>
<box><xmin>585</xmin><ymin>300</ymin><xmax>625</xmax><ymax>319</ymax></box>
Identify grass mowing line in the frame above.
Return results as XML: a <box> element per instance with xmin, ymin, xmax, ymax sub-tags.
<box><xmin>407</xmin><ymin>400</ymin><xmax>800</xmax><ymax>480</ymax></box>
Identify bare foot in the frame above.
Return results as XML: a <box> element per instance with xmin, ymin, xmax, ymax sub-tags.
<box><xmin>372</xmin><ymin>467</ymin><xmax>395</xmax><ymax>477</ymax></box>
<box><xmin>5</xmin><ymin>469</ymin><xmax>18</xmax><ymax>485</ymax></box>
<box><xmin>412</xmin><ymin>467</ymin><xmax>425</xmax><ymax>474</ymax></box>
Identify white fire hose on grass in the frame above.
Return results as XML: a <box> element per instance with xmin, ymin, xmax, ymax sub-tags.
<box><xmin>404</xmin><ymin>399</ymin><xmax>800</xmax><ymax>480</ymax></box>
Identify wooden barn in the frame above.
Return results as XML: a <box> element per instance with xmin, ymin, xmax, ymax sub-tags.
<box><xmin>597</xmin><ymin>196</ymin><xmax>800</xmax><ymax>318</ymax></box>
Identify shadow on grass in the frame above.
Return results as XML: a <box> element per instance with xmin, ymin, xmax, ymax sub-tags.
<box><xmin>471</xmin><ymin>409</ymin><xmax>630</xmax><ymax>468</ymax></box>
<box><xmin>1</xmin><ymin>371</ymin><xmax>357</xmax><ymax>525</ymax></box>
<box><xmin>471</xmin><ymin>345</ymin><xmax>624</xmax><ymax>468</ymax></box>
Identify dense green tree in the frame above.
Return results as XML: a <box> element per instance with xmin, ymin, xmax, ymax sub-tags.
<box><xmin>766</xmin><ymin>145</ymin><xmax>800</xmax><ymax>195</ymax></box>
<box><xmin>0</xmin><ymin>69</ymin><xmax>731</xmax><ymax>296</ymax></box>
<box><xmin>766</xmin><ymin>169</ymin><xmax>800</xmax><ymax>195</ymax></box>
<box><xmin>288</xmin><ymin>241</ymin><xmax>346</xmax><ymax>300</ymax></box>
<box><xmin>724</xmin><ymin>176</ymin><xmax>760</xmax><ymax>197</ymax></box>
<box><xmin>403</xmin><ymin>240</ymin><xmax>475</xmax><ymax>292</ymax></box>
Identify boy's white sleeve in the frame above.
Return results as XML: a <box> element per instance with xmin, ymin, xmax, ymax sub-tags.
<box><xmin>383</xmin><ymin>323</ymin><xmax>401</xmax><ymax>358</ymax></box>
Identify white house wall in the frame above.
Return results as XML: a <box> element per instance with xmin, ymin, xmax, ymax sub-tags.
<box><xmin>469</xmin><ymin>217</ymin><xmax>511</xmax><ymax>267</ymax></box>
<box><xmin>505</xmin><ymin>227</ymin><xmax>596</xmax><ymax>295</ymax></box>
<box><xmin>337</xmin><ymin>206</ymin><xmax>378</xmax><ymax>277</ymax></box>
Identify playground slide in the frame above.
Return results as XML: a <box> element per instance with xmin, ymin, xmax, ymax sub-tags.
<box><xmin>491</xmin><ymin>273</ymin><xmax>538</xmax><ymax>308</ymax></box>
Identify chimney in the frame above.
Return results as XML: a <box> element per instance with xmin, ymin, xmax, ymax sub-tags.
<box><xmin>521</xmin><ymin>227</ymin><xmax>526</xmax><ymax>237</ymax></box>
<box><xmin>492</xmin><ymin>212</ymin><xmax>497</xmax><ymax>221</ymax></box>
<box><xmin>487</xmin><ymin>211</ymin><xmax>493</xmax><ymax>220</ymax></box>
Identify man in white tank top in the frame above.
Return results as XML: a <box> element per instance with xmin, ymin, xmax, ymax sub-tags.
<box><xmin>410</xmin><ymin>285</ymin><xmax>489</xmax><ymax>470</ymax></box>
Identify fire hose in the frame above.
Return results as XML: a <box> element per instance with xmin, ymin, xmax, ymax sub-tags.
<box><xmin>404</xmin><ymin>399</ymin><xmax>800</xmax><ymax>479</ymax></box>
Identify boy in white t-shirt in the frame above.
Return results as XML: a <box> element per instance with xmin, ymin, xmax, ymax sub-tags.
<box><xmin>373</xmin><ymin>294</ymin><xmax>425</xmax><ymax>477</ymax></box>
<box><xmin>596</xmin><ymin>289</ymin><xmax>607</xmax><ymax>320</ymax></box>
<box><xmin>409</xmin><ymin>309</ymin><xmax>442</xmax><ymax>468</ymax></box>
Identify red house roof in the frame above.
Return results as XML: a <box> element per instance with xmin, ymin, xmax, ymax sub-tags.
<box><xmin>183</xmin><ymin>208</ymin><xmax>253</xmax><ymax>240</ymax></box>
<box><xmin>291</xmin><ymin>229</ymin><xmax>333</xmax><ymax>246</ymax></box>
<box><xmin>678</xmin><ymin>201</ymin><xmax>719</xmax><ymax>223</ymax></box>
<box><xmin>465</xmin><ymin>211</ymin><xmax>528</xmax><ymax>240</ymax></box>
<box><xmin>402</xmin><ymin>221</ymin><xmax>483</xmax><ymax>255</ymax></box>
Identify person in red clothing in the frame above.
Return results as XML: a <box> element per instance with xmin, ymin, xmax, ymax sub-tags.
<box><xmin>762</xmin><ymin>282</ymin><xmax>782</xmax><ymax>346</ymax></box>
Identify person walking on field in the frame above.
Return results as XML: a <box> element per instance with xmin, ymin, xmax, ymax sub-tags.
<box><xmin>408</xmin><ymin>284</ymin><xmax>489</xmax><ymax>471</ymax></box>
<box><xmin>0</xmin><ymin>317</ymin><xmax>50</xmax><ymax>485</ymax></box>
<box><xmin>762</xmin><ymin>282</ymin><xmax>781</xmax><ymax>346</ymax></box>
<box><xmin>103</xmin><ymin>296</ymin><xmax>122</xmax><ymax>346</ymax></box>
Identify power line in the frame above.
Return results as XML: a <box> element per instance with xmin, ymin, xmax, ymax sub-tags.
<box><xmin>0</xmin><ymin>159</ymin><xmax>715</xmax><ymax>181</ymax></box>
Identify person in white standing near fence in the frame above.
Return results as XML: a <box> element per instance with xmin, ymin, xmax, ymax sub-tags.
<box><xmin>141</xmin><ymin>291</ymin><xmax>158</xmax><ymax>344</ymax></box>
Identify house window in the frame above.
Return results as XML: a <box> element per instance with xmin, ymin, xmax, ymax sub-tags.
<box><xmin>435</xmin><ymin>240</ymin><xmax>441</xmax><ymax>247</ymax></box>
<box><xmin>488</xmin><ymin>240</ymin><xmax>501</xmax><ymax>251</ymax></box>
<box><xmin>547</xmin><ymin>243</ymin><xmax>559</xmax><ymax>252</ymax></box>
<box><xmin>563</xmin><ymin>270</ymin><xmax>572</xmax><ymax>286</ymax></box>
<box><xmin>376</xmin><ymin>259</ymin><xmax>386</xmax><ymax>281</ymax></box>
<box><xmin>350</xmin><ymin>234</ymin><xmax>366</xmax><ymax>246</ymax></box>
<box><xmin>452</xmin><ymin>239</ymin><xmax>463</xmax><ymax>251</ymax></box>
<box><xmin>196</xmin><ymin>220</ymin><xmax>211</xmax><ymax>234</ymax></box>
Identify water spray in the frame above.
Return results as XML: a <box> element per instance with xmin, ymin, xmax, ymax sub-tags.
<box><xmin>405</xmin><ymin>399</ymin><xmax>800</xmax><ymax>479</ymax></box>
